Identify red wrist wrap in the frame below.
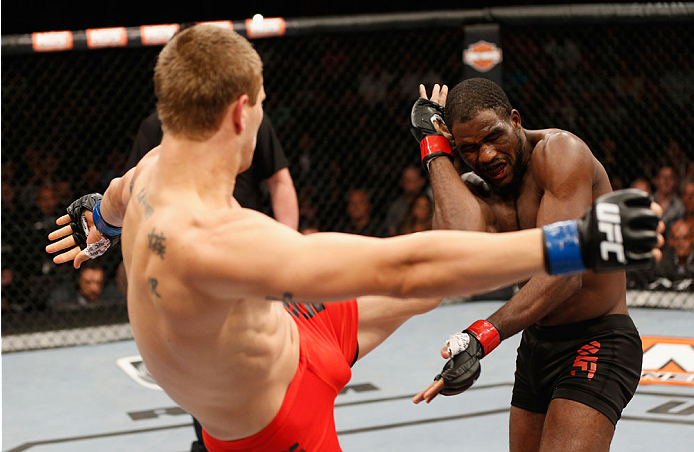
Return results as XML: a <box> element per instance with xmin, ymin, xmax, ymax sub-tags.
<box><xmin>420</xmin><ymin>135</ymin><xmax>452</xmax><ymax>161</ymax></box>
<box><xmin>467</xmin><ymin>319</ymin><xmax>501</xmax><ymax>357</ymax></box>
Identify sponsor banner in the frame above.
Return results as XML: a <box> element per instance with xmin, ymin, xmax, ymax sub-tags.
<box><xmin>141</xmin><ymin>24</ymin><xmax>180</xmax><ymax>46</ymax></box>
<box><xmin>464</xmin><ymin>40</ymin><xmax>503</xmax><ymax>73</ymax></box>
<box><xmin>32</xmin><ymin>31</ymin><xmax>73</xmax><ymax>52</ymax></box>
<box><xmin>197</xmin><ymin>20</ymin><xmax>234</xmax><ymax>30</ymax></box>
<box><xmin>245</xmin><ymin>17</ymin><xmax>286</xmax><ymax>39</ymax></box>
<box><xmin>462</xmin><ymin>24</ymin><xmax>502</xmax><ymax>85</ymax></box>
<box><xmin>86</xmin><ymin>27</ymin><xmax>128</xmax><ymax>49</ymax></box>
<box><xmin>640</xmin><ymin>336</ymin><xmax>694</xmax><ymax>387</ymax></box>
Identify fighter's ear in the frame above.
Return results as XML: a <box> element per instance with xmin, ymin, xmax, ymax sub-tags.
<box><xmin>231</xmin><ymin>94</ymin><xmax>250</xmax><ymax>132</ymax></box>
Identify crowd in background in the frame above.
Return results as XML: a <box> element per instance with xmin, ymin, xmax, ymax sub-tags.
<box><xmin>3</xmin><ymin>146</ymin><xmax>693</xmax><ymax>315</ymax></box>
<box><xmin>2</xmin><ymin>22</ymin><xmax>694</xmax><ymax>317</ymax></box>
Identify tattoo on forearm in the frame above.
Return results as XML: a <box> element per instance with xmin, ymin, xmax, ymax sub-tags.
<box><xmin>147</xmin><ymin>277</ymin><xmax>162</xmax><ymax>298</ymax></box>
<box><xmin>136</xmin><ymin>188</ymin><xmax>154</xmax><ymax>219</ymax></box>
<box><xmin>147</xmin><ymin>228</ymin><xmax>166</xmax><ymax>259</ymax></box>
<box><xmin>129</xmin><ymin>179</ymin><xmax>133</xmax><ymax>194</ymax></box>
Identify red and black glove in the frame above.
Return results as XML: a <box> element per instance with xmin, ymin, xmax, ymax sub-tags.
<box><xmin>410</xmin><ymin>98</ymin><xmax>454</xmax><ymax>172</ymax></box>
<box><xmin>434</xmin><ymin>319</ymin><xmax>501</xmax><ymax>396</ymax></box>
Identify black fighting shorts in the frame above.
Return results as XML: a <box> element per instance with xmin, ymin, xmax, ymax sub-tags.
<box><xmin>511</xmin><ymin>314</ymin><xmax>642</xmax><ymax>425</ymax></box>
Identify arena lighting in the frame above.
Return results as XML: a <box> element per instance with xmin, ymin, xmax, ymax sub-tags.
<box><xmin>253</xmin><ymin>14</ymin><xmax>264</xmax><ymax>22</ymax></box>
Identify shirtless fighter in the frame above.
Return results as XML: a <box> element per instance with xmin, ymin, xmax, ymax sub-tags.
<box><xmin>46</xmin><ymin>27</ymin><xmax>662</xmax><ymax>452</ymax></box>
<box><xmin>411</xmin><ymin>80</ymin><xmax>657</xmax><ymax>452</ymax></box>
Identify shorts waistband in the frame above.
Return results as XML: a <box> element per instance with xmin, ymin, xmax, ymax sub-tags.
<box><xmin>526</xmin><ymin>314</ymin><xmax>636</xmax><ymax>342</ymax></box>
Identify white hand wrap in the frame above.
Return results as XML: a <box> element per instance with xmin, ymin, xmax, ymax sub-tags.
<box><xmin>84</xmin><ymin>237</ymin><xmax>112</xmax><ymax>258</ymax></box>
<box><xmin>80</xmin><ymin>212</ymin><xmax>112</xmax><ymax>259</ymax></box>
<box><xmin>446</xmin><ymin>332</ymin><xmax>471</xmax><ymax>357</ymax></box>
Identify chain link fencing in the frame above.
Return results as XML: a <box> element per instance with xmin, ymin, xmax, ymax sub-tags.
<box><xmin>2</xmin><ymin>5</ymin><xmax>693</xmax><ymax>351</ymax></box>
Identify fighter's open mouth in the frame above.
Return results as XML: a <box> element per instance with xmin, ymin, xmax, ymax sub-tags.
<box><xmin>484</xmin><ymin>163</ymin><xmax>506</xmax><ymax>178</ymax></box>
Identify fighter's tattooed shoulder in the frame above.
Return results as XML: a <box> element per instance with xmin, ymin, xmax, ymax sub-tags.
<box><xmin>147</xmin><ymin>228</ymin><xmax>166</xmax><ymax>259</ymax></box>
<box><xmin>136</xmin><ymin>188</ymin><xmax>154</xmax><ymax>219</ymax></box>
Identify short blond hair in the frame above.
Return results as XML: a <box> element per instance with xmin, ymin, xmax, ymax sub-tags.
<box><xmin>154</xmin><ymin>24</ymin><xmax>263</xmax><ymax>141</ymax></box>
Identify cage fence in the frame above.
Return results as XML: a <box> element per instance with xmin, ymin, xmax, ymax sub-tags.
<box><xmin>2</xmin><ymin>4</ymin><xmax>693</xmax><ymax>352</ymax></box>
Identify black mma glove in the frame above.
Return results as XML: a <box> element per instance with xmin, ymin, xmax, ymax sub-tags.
<box><xmin>434</xmin><ymin>320</ymin><xmax>500</xmax><ymax>396</ymax></box>
<box><xmin>543</xmin><ymin>189</ymin><xmax>660</xmax><ymax>275</ymax></box>
<box><xmin>461</xmin><ymin>172</ymin><xmax>491</xmax><ymax>198</ymax></box>
<box><xmin>410</xmin><ymin>98</ymin><xmax>454</xmax><ymax>172</ymax></box>
<box><xmin>66</xmin><ymin>193</ymin><xmax>120</xmax><ymax>259</ymax></box>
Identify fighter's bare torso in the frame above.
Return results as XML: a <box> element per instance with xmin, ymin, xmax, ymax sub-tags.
<box><xmin>120</xmin><ymin>148</ymin><xmax>299</xmax><ymax>440</ymax></box>
<box><xmin>476</xmin><ymin>128</ymin><xmax>627</xmax><ymax>325</ymax></box>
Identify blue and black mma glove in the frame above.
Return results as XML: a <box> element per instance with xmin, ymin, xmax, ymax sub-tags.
<box><xmin>410</xmin><ymin>98</ymin><xmax>454</xmax><ymax>172</ymax></box>
<box><xmin>66</xmin><ymin>193</ymin><xmax>121</xmax><ymax>259</ymax></box>
<box><xmin>434</xmin><ymin>189</ymin><xmax>660</xmax><ymax>397</ymax></box>
<box><xmin>543</xmin><ymin>188</ymin><xmax>659</xmax><ymax>275</ymax></box>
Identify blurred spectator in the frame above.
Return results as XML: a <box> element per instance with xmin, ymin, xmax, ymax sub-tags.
<box><xmin>17</xmin><ymin>148</ymin><xmax>59</xmax><ymax>208</ymax></box>
<box><xmin>76</xmin><ymin>164</ymin><xmax>108</xmax><ymax>194</ymax></box>
<box><xmin>298</xmin><ymin>187</ymin><xmax>319</xmax><ymax>231</ymax></box>
<box><xmin>385</xmin><ymin>165</ymin><xmax>427</xmax><ymax>236</ymax></box>
<box><xmin>357</xmin><ymin>62</ymin><xmax>395</xmax><ymax>106</ymax></box>
<box><xmin>629</xmin><ymin>178</ymin><xmax>652</xmax><ymax>195</ymax></box>
<box><xmin>2</xmin><ymin>258</ymin><xmax>26</xmax><ymax>313</ymax></box>
<box><xmin>54</xmin><ymin>179</ymin><xmax>74</xmax><ymax>208</ymax></box>
<box><xmin>1</xmin><ymin>182</ymin><xmax>26</xmax><ymax>253</ymax></box>
<box><xmin>653</xmin><ymin>166</ymin><xmax>685</xmax><ymax>235</ymax></box>
<box><xmin>681</xmin><ymin>177</ymin><xmax>694</xmax><ymax>232</ymax></box>
<box><xmin>2</xmin><ymin>158</ymin><xmax>16</xmax><ymax>180</ymax></box>
<box><xmin>650</xmin><ymin>220</ymin><xmax>694</xmax><ymax>291</ymax></box>
<box><xmin>599</xmin><ymin>137</ymin><xmax>625</xmax><ymax>190</ymax></box>
<box><xmin>2</xmin><ymin>182</ymin><xmax>30</xmax><ymax>312</ymax></box>
<box><xmin>396</xmin><ymin>193</ymin><xmax>433</xmax><ymax>235</ymax></box>
<box><xmin>34</xmin><ymin>184</ymin><xmax>60</xmax><ymax>221</ymax></box>
<box><xmin>23</xmin><ymin>184</ymin><xmax>72</xmax><ymax>309</ymax></box>
<box><xmin>29</xmin><ymin>185</ymin><xmax>63</xmax><ymax>272</ymax></box>
<box><xmin>48</xmin><ymin>260</ymin><xmax>124</xmax><ymax>309</ymax></box>
<box><xmin>341</xmin><ymin>188</ymin><xmax>386</xmax><ymax>237</ymax></box>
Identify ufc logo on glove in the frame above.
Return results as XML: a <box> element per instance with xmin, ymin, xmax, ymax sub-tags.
<box><xmin>596</xmin><ymin>203</ymin><xmax>626</xmax><ymax>264</ymax></box>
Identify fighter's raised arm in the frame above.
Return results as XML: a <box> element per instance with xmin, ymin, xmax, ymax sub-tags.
<box><xmin>48</xmin><ymin>184</ymin><xmax>662</xmax><ymax>305</ymax></box>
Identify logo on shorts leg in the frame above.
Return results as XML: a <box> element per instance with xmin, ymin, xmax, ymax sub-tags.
<box><xmin>571</xmin><ymin>341</ymin><xmax>601</xmax><ymax>380</ymax></box>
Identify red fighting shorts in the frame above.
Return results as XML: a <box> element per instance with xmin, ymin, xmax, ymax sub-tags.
<box><xmin>203</xmin><ymin>299</ymin><xmax>359</xmax><ymax>451</ymax></box>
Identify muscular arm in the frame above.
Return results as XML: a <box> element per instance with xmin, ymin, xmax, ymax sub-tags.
<box><xmin>486</xmin><ymin>133</ymin><xmax>596</xmax><ymax>338</ymax></box>
<box><xmin>428</xmin><ymin>158</ymin><xmax>492</xmax><ymax>231</ymax></box>
<box><xmin>98</xmin><ymin>167</ymin><xmax>136</xmax><ymax>227</ymax></box>
<box><xmin>266</xmin><ymin>168</ymin><xmax>299</xmax><ymax>229</ymax></box>
<box><xmin>99</xmin><ymin>146</ymin><xmax>161</xmax><ymax>226</ymax></box>
<box><xmin>188</xmin><ymin>211</ymin><xmax>548</xmax><ymax>303</ymax></box>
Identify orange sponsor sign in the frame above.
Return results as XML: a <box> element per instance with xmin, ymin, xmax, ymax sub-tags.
<box><xmin>32</xmin><ymin>31</ymin><xmax>73</xmax><ymax>52</ymax></box>
<box><xmin>463</xmin><ymin>40</ymin><xmax>503</xmax><ymax>73</ymax></box>
<box><xmin>140</xmin><ymin>24</ymin><xmax>180</xmax><ymax>46</ymax></box>
<box><xmin>245</xmin><ymin>17</ymin><xmax>286</xmax><ymax>39</ymax></box>
<box><xmin>86</xmin><ymin>27</ymin><xmax>128</xmax><ymax>48</ymax></box>
<box><xmin>640</xmin><ymin>336</ymin><xmax>694</xmax><ymax>387</ymax></box>
<box><xmin>196</xmin><ymin>20</ymin><xmax>234</xmax><ymax>31</ymax></box>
